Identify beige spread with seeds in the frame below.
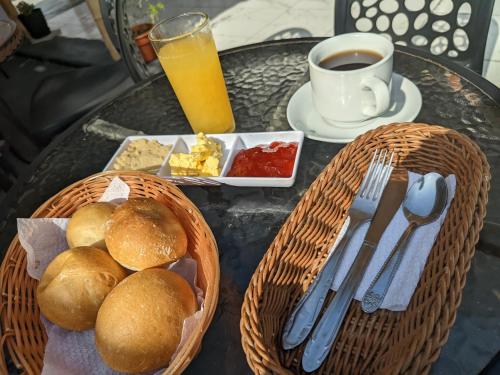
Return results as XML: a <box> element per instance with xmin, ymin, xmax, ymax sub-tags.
<box><xmin>112</xmin><ymin>139</ymin><xmax>172</xmax><ymax>172</ymax></box>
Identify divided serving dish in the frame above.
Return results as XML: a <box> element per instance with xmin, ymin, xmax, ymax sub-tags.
<box><xmin>103</xmin><ymin>131</ymin><xmax>304</xmax><ymax>187</ymax></box>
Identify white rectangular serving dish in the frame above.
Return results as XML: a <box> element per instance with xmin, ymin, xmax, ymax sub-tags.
<box><xmin>103</xmin><ymin>131</ymin><xmax>304</xmax><ymax>187</ymax></box>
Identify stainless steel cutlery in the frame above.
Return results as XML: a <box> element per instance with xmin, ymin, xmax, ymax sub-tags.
<box><xmin>281</xmin><ymin>157</ymin><xmax>449</xmax><ymax>372</ymax></box>
<box><xmin>282</xmin><ymin>149</ymin><xmax>394</xmax><ymax>350</ymax></box>
<box><xmin>301</xmin><ymin>166</ymin><xmax>407</xmax><ymax>372</ymax></box>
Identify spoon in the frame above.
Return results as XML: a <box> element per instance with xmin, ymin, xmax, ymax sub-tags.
<box><xmin>361</xmin><ymin>172</ymin><xmax>448</xmax><ymax>313</ymax></box>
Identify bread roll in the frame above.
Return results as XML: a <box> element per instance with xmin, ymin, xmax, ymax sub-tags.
<box><xmin>66</xmin><ymin>202</ymin><xmax>116</xmax><ymax>250</ymax></box>
<box><xmin>105</xmin><ymin>198</ymin><xmax>187</xmax><ymax>270</ymax></box>
<box><xmin>95</xmin><ymin>268</ymin><xmax>197</xmax><ymax>373</ymax></box>
<box><xmin>37</xmin><ymin>247</ymin><xmax>127</xmax><ymax>331</ymax></box>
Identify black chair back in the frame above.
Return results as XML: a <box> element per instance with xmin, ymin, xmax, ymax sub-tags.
<box><xmin>334</xmin><ymin>0</ymin><xmax>495</xmax><ymax>74</ymax></box>
<box><xmin>0</xmin><ymin>139</ymin><xmax>28</xmax><ymax>198</ymax></box>
<box><xmin>0</xmin><ymin>96</ymin><xmax>40</xmax><ymax>162</ymax></box>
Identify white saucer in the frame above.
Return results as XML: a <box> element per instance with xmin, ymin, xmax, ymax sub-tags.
<box><xmin>287</xmin><ymin>73</ymin><xmax>422</xmax><ymax>143</ymax></box>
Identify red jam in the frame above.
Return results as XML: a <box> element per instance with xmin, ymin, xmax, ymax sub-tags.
<box><xmin>227</xmin><ymin>142</ymin><xmax>298</xmax><ymax>177</ymax></box>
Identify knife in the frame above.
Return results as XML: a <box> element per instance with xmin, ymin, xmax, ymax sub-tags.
<box><xmin>302</xmin><ymin>170</ymin><xmax>408</xmax><ymax>372</ymax></box>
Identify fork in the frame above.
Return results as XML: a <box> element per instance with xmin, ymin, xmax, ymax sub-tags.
<box><xmin>282</xmin><ymin>149</ymin><xmax>394</xmax><ymax>350</ymax></box>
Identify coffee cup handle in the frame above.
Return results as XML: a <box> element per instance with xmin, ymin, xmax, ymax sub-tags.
<box><xmin>361</xmin><ymin>77</ymin><xmax>390</xmax><ymax>117</ymax></box>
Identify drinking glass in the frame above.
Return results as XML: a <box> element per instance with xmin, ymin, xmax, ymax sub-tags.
<box><xmin>149</xmin><ymin>12</ymin><xmax>235</xmax><ymax>134</ymax></box>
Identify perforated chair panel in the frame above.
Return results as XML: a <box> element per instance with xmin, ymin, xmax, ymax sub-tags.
<box><xmin>334</xmin><ymin>0</ymin><xmax>495</xmax><ymax>74</ymax></box>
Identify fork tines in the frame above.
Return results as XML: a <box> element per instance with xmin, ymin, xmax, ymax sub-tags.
<box><xmin>359</xmin><ymin>149</ymin><xmax>394</xmax><ymax>200</ymax></box>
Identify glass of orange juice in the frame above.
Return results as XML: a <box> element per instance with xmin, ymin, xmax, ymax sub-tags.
<box><xmin>149</xmin><ymin>12</ymin><xmax>235</xmax><ymax>134</ymax></box>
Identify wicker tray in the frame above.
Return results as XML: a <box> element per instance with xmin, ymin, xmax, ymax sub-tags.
<box><xmin>0</xmin><ymin>171</ymin><xmax>220</xmax><ymax>375</ymax></box>
<box><xmin>241</xmin><ymin>123</ymin><xmax>490</xmax><ymax>375</ymax></box>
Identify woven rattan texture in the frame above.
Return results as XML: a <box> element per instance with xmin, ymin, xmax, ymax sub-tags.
<box><xmin>241</xmin><ymin>123</ymin><xmax>490</xmax><ymax>375</ymax></box>
<box><xmin>0</xmin><ymin>171</ymin><xmax>220</xmax><ymax>375</ymax></box>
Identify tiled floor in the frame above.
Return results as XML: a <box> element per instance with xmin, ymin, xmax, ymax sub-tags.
<box><xmin>485</xmin><ymin>1</ymin><xmax>500</xmax><ymax>85</ymax></box>
<box><xmin>46</xmin><ymin>1</ymin><xmax>101</xmax><ymax>40</ymax></box>
<box><xmin>212</xmin><ymin>0</ymin><xmax>333</xmax><ymax>48</ymax></box>
<box><xmin>32</xmin><ymin>0</ymin><xmax>500</xmax><ymax>86</ymax></box>
<box><xmin>210</xmin><ymin>0</ymin><xmax>500</xmax><ymax>86</ymax></box>
<box><xmin>17</xmin><ymin>0</ymin><xmax>84</xmax><ymax>19</ymax></box>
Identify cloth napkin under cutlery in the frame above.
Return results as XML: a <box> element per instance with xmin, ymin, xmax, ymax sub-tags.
<box><xmin>327</xmin><ymin>171</ymin><xmax>456</xmax><ymax>311</ymax></box>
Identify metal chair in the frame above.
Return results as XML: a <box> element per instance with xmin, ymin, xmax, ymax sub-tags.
<box><xmin>334</xmin><ymin>0</ymin><xmax>495</xmax><ymax>74</ymax></box>
<box><xmin>100</xmin><ymin>0</ymin><xmax>162</xmax><ymax>82</ymax></box>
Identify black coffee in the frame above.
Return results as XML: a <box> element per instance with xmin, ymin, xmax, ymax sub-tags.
<box><xmin>319</xmin><ymin>50</ymin><xmax>383</xmax><ymax>71</ymax></box>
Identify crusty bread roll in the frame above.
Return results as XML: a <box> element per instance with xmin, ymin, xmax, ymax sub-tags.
<box><xmin>105</xmin><ymin>198</ymin><xmax>187</xmax><ymax>270</ymax></box>
<box><xmin>37</xmin><ymin>247</ymin><xmax>127</xmax><ymax>331</ymax></box>
<box><xmin>66</xmin><ymin>202</ymin><xmax>116</xmax><ymax>250</ymax></box>
<box><xmin>95</xmin><ymin>268</ymin><xmax>197</xmax><ymax>373</ymax></box>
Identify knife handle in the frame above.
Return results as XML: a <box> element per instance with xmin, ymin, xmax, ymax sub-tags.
<box><xmin>361</xmin><ymin>224</ymin><xmax>415</xmax><ymax>313</ymax></box>
<box><xmin>282</xmin><ymin>219</ymin><xmax>360</xmax><ymax>350</ymax></box>
<box><xmin>302</xmin><ymin>240</ymin><xmax>376</xmax><ymax>372</ymax></box>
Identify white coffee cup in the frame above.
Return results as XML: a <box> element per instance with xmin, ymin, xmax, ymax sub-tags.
<box><xmin>308</xmin><ymin>33</ymin><xmax>394</xmax><ymax>125</ymax></box>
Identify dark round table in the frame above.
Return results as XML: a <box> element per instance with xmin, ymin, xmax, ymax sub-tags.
<box><xmin>1</xmin><ymin>38</ymin><xmax>499</xmax><ymax>375</ymax></box>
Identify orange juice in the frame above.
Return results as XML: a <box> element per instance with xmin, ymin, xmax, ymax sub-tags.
<box><xmin>157</xmin><ymin>31</ymin><xmax>235</xmax><ymax>134</ymax></box>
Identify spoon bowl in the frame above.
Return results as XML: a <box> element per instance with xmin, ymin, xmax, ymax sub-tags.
<box><xmin>403</xmin><ymin>172</ymin><xmax>448</xmax><ymax>224</ymax></box>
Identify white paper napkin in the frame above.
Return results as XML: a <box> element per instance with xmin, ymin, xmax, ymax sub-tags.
<box><xmin>17</xmin><ymin>177</ymin><xmax>204</xmax><ymax>374</ymax></box>
<box><xmin>327</xmin><ymin>171</ymin><xmax>456</xmax><ymax>311</ymax></box>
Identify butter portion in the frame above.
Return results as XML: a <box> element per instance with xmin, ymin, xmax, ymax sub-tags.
<box><xmin>112</xmin><ymin>139</ymin><xmax>172</xmax><ymax>173</ymax></box>
<box><xmin>169</xmin><ymin>133</ymin><xmax>222</xmax><ymax>177</ymax></box>
<box><xmin>201</xmin><ymin>155</ymin><xmax>221</xmax><ymax>176</ymax></box>
<box><xmin>169</xmin><ymin>154</ymin><xmax>201</xmax><ymax>176</ymax></box>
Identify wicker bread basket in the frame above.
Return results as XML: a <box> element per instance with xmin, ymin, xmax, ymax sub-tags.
<box><xmin>241</xmin><ymin>123</ymin><xmax>490</xmax><ymax>375</ymax></box>
<box><xmin>0</xmin><ymin>171</ymin><xmax>220</xmax><ymax>375</ymax></box>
